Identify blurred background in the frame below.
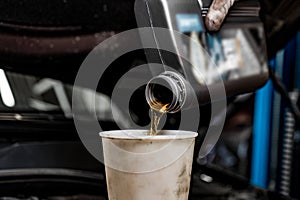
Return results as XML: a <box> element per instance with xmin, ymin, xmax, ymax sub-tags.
<box><xmin>0</xmin><ymin>0</ymin><xmax>299</xmax><ymax>199</ymax></box>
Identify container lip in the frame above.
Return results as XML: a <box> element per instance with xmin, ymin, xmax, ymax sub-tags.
<box><xmin>99</xmin><ymin>129</ymin><xmax>198</xmax><ymax>140</ymax></box>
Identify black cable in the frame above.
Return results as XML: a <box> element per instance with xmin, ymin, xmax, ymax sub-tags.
<box><xmin>268</xmin><ymin>65</ymin><xmax>300</xmax><ymax>128</ymax></box>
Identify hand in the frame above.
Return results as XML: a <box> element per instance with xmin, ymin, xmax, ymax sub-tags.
<box><xmin>205</xmin><ymin>0</ymin><xmax>235</xmax><ymax>31</ymax></box>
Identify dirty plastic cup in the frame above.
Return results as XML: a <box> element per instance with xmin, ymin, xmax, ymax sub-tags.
<box><xmin>99</xmin><ymin>130</ymin><xmax>198</xmax><ymax>200</ymax></box>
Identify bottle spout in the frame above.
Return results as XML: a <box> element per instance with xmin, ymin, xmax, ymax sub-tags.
<box><xmin>146</xmin><ymin>71</ymin><xmax>197</xmax><ymax>113</ymax></box>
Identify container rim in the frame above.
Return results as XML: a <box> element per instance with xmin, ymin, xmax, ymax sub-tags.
<box><xmin>99</xmin><ymin>129</ymin><xmax>198</xmax><ymax>140</ymax></box>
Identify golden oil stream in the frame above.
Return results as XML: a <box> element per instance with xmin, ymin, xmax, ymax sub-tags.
<box><xmin>149</xmin><ymin>101</ymin><xmax>169</xmax><ymax>136</ymax></box>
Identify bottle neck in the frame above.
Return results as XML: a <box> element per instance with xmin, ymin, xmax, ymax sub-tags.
<box><xmin>146</xmin><ymin>71</ymin><xmax>193</xmax><ymax>113</ymax></box>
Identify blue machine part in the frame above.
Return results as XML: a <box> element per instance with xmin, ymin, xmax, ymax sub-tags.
<box><xmin>251</xmin><ymin>59</ymin><xmax>275</xmax><ymax>188</ymax></box>
<box><xmin>207</xmin><ymin>33</ymin><xmax>224</xmax><ymax>65</ymax></box>
<box><xmin>176</xmin><ymin>14</ymin><xmax>204</xmax><ymax>33</ymax></box>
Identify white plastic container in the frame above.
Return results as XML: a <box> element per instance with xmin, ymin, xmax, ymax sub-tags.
<box><xmin>100</xmin><ymin>130</ymin><xmax>198</xmax><ymax>200</ymax></box>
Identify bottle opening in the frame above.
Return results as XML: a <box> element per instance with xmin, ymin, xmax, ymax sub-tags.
<box><xmin>146</xmin><ymin>71</ymin><xmax>187</xmax><ymax>113</ymax></box>
<box><xmin>147</xmin><ymin>83</ymin><xmax>176</xmax><ymax>112</ymax></box>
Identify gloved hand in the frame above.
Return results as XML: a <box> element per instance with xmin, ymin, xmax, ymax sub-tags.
<box><xmin>205</xmin><ymin>0</ymin><xmax>235</xmax><ymax>31</ymax></box>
